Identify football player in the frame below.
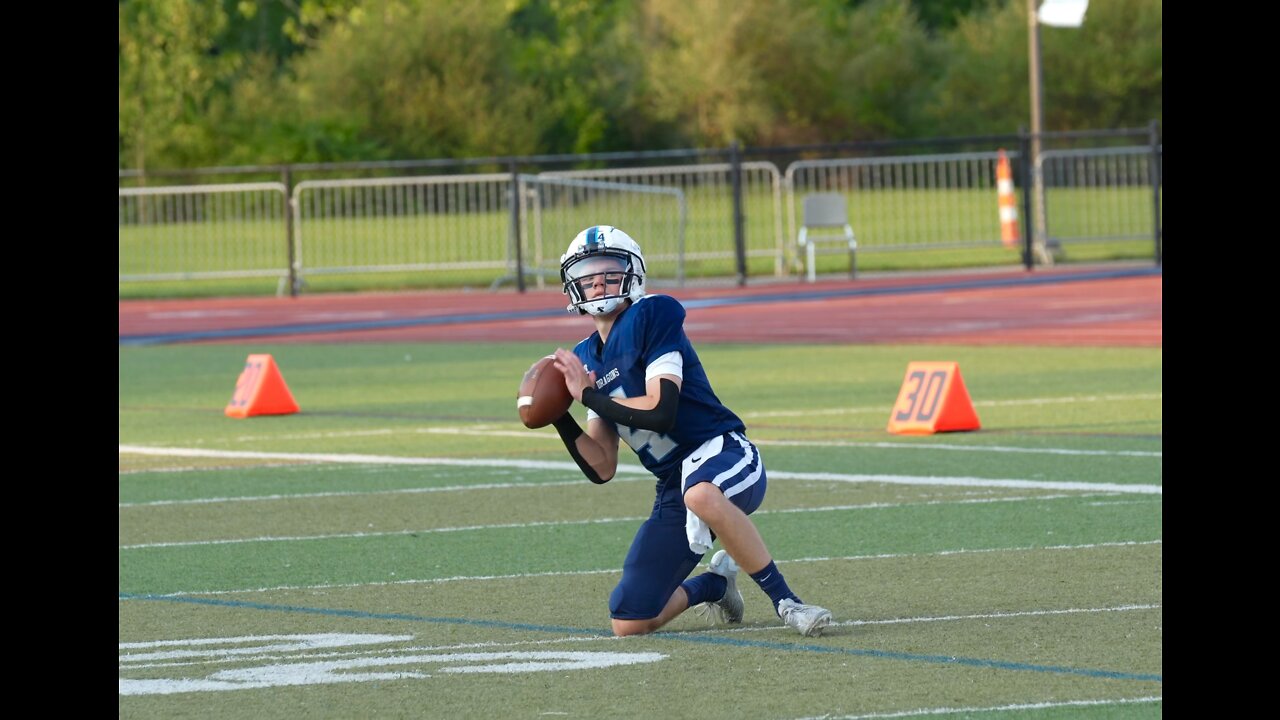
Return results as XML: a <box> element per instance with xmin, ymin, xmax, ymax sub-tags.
<box><xmin>549</xmin><ymin>225</ymin><xmax>833</xmax><ymax>637</ymax></box>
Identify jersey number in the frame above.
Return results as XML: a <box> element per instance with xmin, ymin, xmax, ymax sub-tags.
<box><xmin>611</xmin><ymin>388</ymin><xmax>679</xmax><ymax>463</ymax></box>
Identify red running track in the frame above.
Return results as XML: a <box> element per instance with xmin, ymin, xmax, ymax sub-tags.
<box><xmin>119</xmin><ymin>265</ymin><xmax>1161</xmax><ymax>347</ymax></box>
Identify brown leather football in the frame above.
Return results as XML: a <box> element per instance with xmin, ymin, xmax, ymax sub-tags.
<box><xmin>517</xmin><ymin>355</ymin><xmax>574</xmax><ymax>429</ymax></box>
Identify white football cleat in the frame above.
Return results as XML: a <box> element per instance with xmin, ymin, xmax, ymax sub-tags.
<box><xmin>777</xmin><ymin>598</ymin><xmax>833</xmax><ymax>637</ymax></box>
<box><xmin>697</xmin><ymin>550</ymin><xmax>744</xmax><ymax>624</ymax></box>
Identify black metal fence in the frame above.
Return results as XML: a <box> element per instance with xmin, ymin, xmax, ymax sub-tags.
<box><xmin>119</xmin><ymin>124</ymin><xmax>1162</xmax><ymax>297</ymax></box>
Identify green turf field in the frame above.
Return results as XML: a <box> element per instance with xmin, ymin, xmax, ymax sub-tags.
<box><xmin>119</xmin><ymin>342</ymin><xmax>1162</xmax><ymax>718</ymax></box>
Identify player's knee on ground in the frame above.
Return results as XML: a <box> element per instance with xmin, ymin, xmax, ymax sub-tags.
<box><xmin>609</xmin><ymin>577</ymin><xmax>669</xmax><ymax>624</ymax></box>
<box><xmin>611</xmin><ymin>617</ymin><xmax>660</xmax><ymax>636</ymax></box>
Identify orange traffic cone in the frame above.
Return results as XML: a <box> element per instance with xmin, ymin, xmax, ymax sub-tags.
<box><xmin>225</xmin><ymin>354</ymin><xmax>300</xmax><ymax>418</ymax></box>
<box><xmin>887</xmin><ymin>362</ymin><xmax>981</xmax><ymax>434</ymax></box>
<box><xmin>997</xmin><ymin>150</ymin><xmax>1020</xmax><ymax>249</ymax></box>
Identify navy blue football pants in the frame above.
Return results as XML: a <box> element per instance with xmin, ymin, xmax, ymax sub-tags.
<box><xmin>609</xmin><ymin>431</ymin><xmax>766</xmax><ymax>620</ymax></box>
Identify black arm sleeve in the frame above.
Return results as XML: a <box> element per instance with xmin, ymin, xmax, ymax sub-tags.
<box><xmin>579</xmin><ymin>378</ymin><xmax>680</xmax><ymax>434</ymax></box>
<box><xmin>551</xmin><ymin>413</ymin><xmax>608</xmax><ymax>485</ymax></box>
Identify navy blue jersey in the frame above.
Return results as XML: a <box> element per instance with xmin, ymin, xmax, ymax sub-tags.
<box><xmin>572</xmin><ymin>294</ymin><xmax>745</xmax><ymax>478</ymax></box>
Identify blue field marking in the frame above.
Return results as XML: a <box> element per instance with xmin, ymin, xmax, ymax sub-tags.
<box><xmin>119</xmin><ymin>592</ymin><xmax>1161</xmax><ymax>683</ymax></box>
<box><xmin>666</xmin><ymin>633</ymin><xmax>1162</xmax><ymax>682</ymax></box>
<box><xmin>119</xmin><ymin>266</ymin><xmax>1161</xmax><ymax>346</ymax></box>
<box><xmin>677</xmin><ymin>266</ymin><xmax>1161</xmax><ymax>311</ymax></box>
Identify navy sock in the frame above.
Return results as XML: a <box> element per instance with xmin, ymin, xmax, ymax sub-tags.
<box><xmin>749</xmin><ymin>561</ymin><xmax>801</xmax><ymax>615</ymax></box>
<box><xmin>680</xmin><ymin>572</ymin><xmax>728</xmax><ymax>606</ymax></box>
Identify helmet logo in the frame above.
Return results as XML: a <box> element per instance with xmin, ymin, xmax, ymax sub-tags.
<box><xmin>560</xmin><ymin>225</ymin><xmax>647</xmax><ymax>316</ymax></box>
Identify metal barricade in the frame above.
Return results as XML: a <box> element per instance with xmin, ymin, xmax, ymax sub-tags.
<box><xmin>118</xmin><ymin>183</ymin><xmax>290</xmax><ymax>285</ymax></box>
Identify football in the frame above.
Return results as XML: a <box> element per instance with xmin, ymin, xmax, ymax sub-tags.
<box><xmin>517</xmin><ymin>355</ymin><xmax>574</xmax><ymax>429</ymax></box>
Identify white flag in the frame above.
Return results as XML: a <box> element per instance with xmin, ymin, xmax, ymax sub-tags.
<box><xmin>1039</xmin><ymin>0</ymin><xmax>1089</xmax><ymax>27</ymax></box>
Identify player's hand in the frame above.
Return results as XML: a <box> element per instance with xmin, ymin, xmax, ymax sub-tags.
<box><xmin>552</xmin><ymin>348</ymin><xmax>595</xmax><ymax>402</ymax></box>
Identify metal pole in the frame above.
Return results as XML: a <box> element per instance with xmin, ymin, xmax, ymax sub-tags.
<box><xmin>284</xmin><ymin>165</ymin><xmax>298</xmax><ymax>297</ymax></box>
<box><xmin>1027</xmin><ymin>0</ymin><xmax>1052</xmax><ymax>266</ymax></box>
<box><xmin>510</xmin><ymin>162</ymin><xmax>525</xmax><ymax>293</ymax></box>
<box><xmin>1018</xmin><ymin>128</ymin><xmax>1034</xmax><ymax>271</ymax></box>
<box><xmin>730</xmin><ymin>142</ymin><xmax>746</xmax><ymax>286</ymax></box>
<box><xmin>1149</xmin><ymin>120</ymin><xmax>1162</xmax><ymax>267</ymax></box>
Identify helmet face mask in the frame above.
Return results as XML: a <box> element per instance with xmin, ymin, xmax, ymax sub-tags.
<box><xmin>560</xmin><ymin>226</ymin><xmax>647</xmax><ymax>316</ymax></box>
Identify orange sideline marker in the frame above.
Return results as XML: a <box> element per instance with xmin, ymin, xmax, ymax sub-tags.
<box><xmin>887</xmin><ymin>361</ymin><xmax>980</xmax><ymax>434</ymax></box>
<box><xmin>225</xmin><ymin>354</ymin><xmax>300</xmax><ymax>418</ymax></box>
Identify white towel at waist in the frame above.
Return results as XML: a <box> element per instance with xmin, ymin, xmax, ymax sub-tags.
<box><xmin>686</xmin><ymin>509</ymin><xmax>713</xmax><ymax>555</ymax></box>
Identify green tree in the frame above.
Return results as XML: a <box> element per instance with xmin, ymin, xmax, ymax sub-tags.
<box><xmin>909</xmin><ymin>0</ymin><xmax>994</xmax><ymax>32</ymax></box>
<box><xmin>637</xmin><ymin>0</ymin><xmax>938</xmax><ymax>145</ymax></box>
<box><xmin>119</xmin><ymin>0</ymin><xmax>233</xmax><ymax>170</ymax></box>
<box><xmin>506</xmin><ymin>0</ymin><xmax>651</xmax><ymax>154</ymax></box>
<box><xmin>204</xmin><ymin>53</ymin><xmax>390</xmax><ymax>165</ymax></box>
<box><xmin>208</xmin><ymin>0</ymin><xmax>387</xmax><ymax>165</ymax></box>
<box><xmin>826</xmin><ymin>0</ymin><xmax>942</xmax><ymax>140</ymax></box>
<box><xmin>290</xmin><ymin>0</ymin><xmax>549</xmax><ymax>160</ymax></box>
<box><xmin>216</xmin><ymin>0</ymin><xmax>365</xmax><ymax>59</ymax></box>
<box><xmin>120</xmin><ymin>0</ymin><xmax>1161</xmax><ymax>169</ymax></box>
<box><xmin>926</xmin><ymin>0</ymin><xmax>1161</xmax><ymax>136</ymax></box>
<box><xmin>1044</xmin><ymin>0</ymin><xmax>1162</xmax><ymax>131</ymax></box>
<box><xmin>637</xmin><ymin>0</ymin><xmax>792</xmax><ymax>145</ymax></box>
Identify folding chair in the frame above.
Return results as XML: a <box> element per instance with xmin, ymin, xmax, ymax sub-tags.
<box><xmin>797</xmin><ymin>193</ymin><xmax>857</xmax><ymax>283</ymax></box>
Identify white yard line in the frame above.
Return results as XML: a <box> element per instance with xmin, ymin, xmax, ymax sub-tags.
<box><xmin>119</xmin><ymin>446</ymin><xmax>1163</xmax><ymax>502</ymax></box>
<box><xmin>767</xmin><ymin>470</ymin><xmax>1161</xmax><ymax>495</ymax></box>
<box><xmin>723</xmin><ymin>604</ymin><xmax>1161</xmax><ymax>634</ymax></box>
<box><xmin>118</xmin><ymin>477</ymin><xmax>649</xmax><ymax>508</ymax></box>
<box><xmin>119</xmin><ymin>493</ymin><xmax>1102</xmax><ymax>550</ymax></box>
<box><xmin>120</xmin><ymin>634</ymin><xmax>616</xmax><ymax>670</ymax></box>
<box><xmin>119</xmin><ymin>515</ymin><xmax>647</xmax><ymax>549</ymax></box>
<box><xmin>754</xmin><ymin>439</ymin><xmax>1160</xmax><ymax>458</ymax></box>
<box><xmin>119</xmin><ymin>540</ymin><xmax>1161</xmax><ymax>598</ymax></box>
<box><xmin>790</xmin><ymin>695</ymin><xmax>1162</xmax><ymax>719</ymax></box>
<box><xmin>127</xmin><ymin>430</ymin><xmax>1162</xmax><ymax>458</ymax></box>
<box><xmin>118</xmin><ymin>445</ymin><xmax>635</xmax><ymax>474</ymax></box>
<box><xmin>128</xmin><ymin>390</ymin><xmax>1159</xmax><ymax>456</ymax></box>
<box><xmin>123</xmin><ymin>605</ymin><xmax>1159</xmax><ymax>670</ymax></box>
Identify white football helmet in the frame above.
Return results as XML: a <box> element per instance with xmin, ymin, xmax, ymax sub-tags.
<box><xmin>560</xmin><ymin>226</ymin><xmax>647</xmax><ymax>316</ymax></box>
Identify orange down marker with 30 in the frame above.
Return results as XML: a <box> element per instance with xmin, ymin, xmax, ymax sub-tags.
<box><xmin>886</xmin><ymin>361</ymin><xmax>980</xmax><ymax>434</ymax></box>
